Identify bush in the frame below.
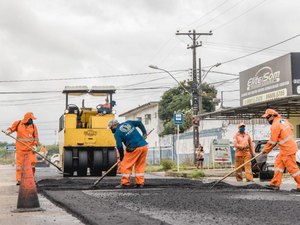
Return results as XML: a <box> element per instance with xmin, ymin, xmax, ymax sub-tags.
<box><xmin>160</xmin><ymin>159</ymin><xmax>175</xmax><ymax>171</ymax></box>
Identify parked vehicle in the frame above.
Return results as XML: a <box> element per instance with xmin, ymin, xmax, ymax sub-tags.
<box><xmin>252</xmin><ymin>139</ymin><xmax>300</xmax><ymax>181</ymax></box>
<box><xmin>50</xmin><ymin>153</ymin><xmax>60</xmax><ymax>166</ymax></box>
<box><xmin>36</xmin><ymin>154</ymin><xmax>50</xmax><ymax>167</ymax></box>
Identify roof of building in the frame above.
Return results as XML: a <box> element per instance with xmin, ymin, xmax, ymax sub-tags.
<box><xmin>119</xmin><ymin>101</ymin><xmax>159</xmax><ymax>117</ymax></box>
<box><xmin>200</xmin><ymin>95</ymin><xmax>300</xmax><ymax>120</ymax></box>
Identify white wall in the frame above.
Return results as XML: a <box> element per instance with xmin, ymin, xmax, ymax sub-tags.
<box><xmin>120</xmin><ymin>104</ymin><xmax>162</xmax><ymax>149</ymax></box>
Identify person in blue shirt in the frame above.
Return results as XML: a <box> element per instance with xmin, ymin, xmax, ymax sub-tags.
<box><xmin>108</xmin><ymin>119</ymin><xmax>148</xmax><ymax>188</ymax></box>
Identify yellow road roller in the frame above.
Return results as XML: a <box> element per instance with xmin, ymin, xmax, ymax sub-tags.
<box><xmin>58</xmin><ymin>86</ymin><xmax>117</xmax><ymax>176</ymax></box>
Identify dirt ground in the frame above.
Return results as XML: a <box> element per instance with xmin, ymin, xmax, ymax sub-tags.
<box><xmin>37</xmin><ymin>177</ymin><xmax>300</xmax><ymax>225</ymax></box>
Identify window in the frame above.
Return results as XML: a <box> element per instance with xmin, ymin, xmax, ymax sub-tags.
<box><xmin>145</xmin><ymin>114</ymin><xmax>151</xmax><ymax>125</ymax></box>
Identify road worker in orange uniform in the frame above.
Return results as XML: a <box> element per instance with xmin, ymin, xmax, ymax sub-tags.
<box><xmin>5</xmin><ymin>112</ymin><xmax>39</xmax><ymax>186</ymax></box>
<box><xmin>108</xmin><ymin>119</ymin><xmax>148</xmax><ymax>188</ymax></box>
<box><xmin>261</xmin><ymin>109</ymin><xmax>300</xmax><ymax>192</ymax></box>
<box><xmin>233</xmin><ymin>122</ymin><xmax>255</xmax><ymax>182</ymax></box>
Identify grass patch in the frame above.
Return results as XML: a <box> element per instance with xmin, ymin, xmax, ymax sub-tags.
<box><xmin>145</xmin><ymin>165</ymin><xmax>164</xmax><ymax>173</ymax></box>
<box><xmin>160</xmin><ymin>159</ymin><xmax>176</xmax><ymax>171</ymax></box>
<box><xmin>0</xmin><ymin>158</ymin><xmax>15</xmax><ymax>165</ymax></box>
<box><xmin>187</xmin><ymin>170</ymin><xmax>205</xmax><ymax>179</ymax></box>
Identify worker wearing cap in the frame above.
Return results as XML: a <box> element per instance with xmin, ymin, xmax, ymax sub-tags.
<box><xmin>261</xmin><ymin>108</ymin><xmax>300</xmax><ymax>192</ymax></box>
<box><xmin>108</xmin><ymin>119</ymin><xmax>148</xmax><ymax>188</ymax></box>
<box><xmin>233</xmin><ymin>122</ymin><xmax>255</xmax><ymax>182</ymax></box>
<box><xmin>5</xmin><ymin>112</ymin><xmax>39</xmax><ymax>185</ymax></box>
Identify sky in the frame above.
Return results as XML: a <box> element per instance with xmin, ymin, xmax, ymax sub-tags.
<box><xmin>1</xmin><ymin>0</ymin><xmax>300</xmax><ymax>144</ymax></box>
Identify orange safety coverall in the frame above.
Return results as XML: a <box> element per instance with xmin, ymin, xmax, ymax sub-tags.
<box><xmin>263</xmin><ymin>116</ymin><xmax>300</xmax><ymax>189</ymax></box>
<box><xmin>7</xmin><ymin>120</ymin><xmax>39</xmax><ymax>182</ymax></box>
<box><xmin>233</xmin><ymin>131</ymin><xmax>255</xmax><ymax>181</ymax></box>
<box><xmin>121</xmin><ymin>145</ymin><xmax>148</xmax><ymax>186</ymax></box>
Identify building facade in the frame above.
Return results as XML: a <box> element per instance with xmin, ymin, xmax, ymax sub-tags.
<box><xmin>119</xmin><ymin>102</ymin><xmax>163</xmax><ymax>164</ymax></box>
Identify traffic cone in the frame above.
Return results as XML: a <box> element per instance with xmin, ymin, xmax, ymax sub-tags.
<box><xmin>12</xmin><ymin>153</ymin><xmax>44</xmax><ymax>212</ymax></box>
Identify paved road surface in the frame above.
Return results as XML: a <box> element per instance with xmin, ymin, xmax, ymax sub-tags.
<box><xmin>38</xmin><ymin>167</ymin><xmax>300</xmax><ymax>225</ymax></box>
<box><xmin>2</xmin><ymin>164</ymin><xmax>300</xmax><ymax>225</ymax></box>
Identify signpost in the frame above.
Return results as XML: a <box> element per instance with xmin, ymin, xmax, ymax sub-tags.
<box><xmin>174</xmin><ymin>112</ymin><xmax>184</xmax><ymax>172</ymax></box>
<box><xmin>210</xmin><ymin>139</ymin><xmax>232</xmax><ymax>168</ymax></box>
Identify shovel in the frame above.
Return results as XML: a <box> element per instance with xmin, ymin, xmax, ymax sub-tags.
<box><xmin>91</xmin><ymin>128</ymin><xmax>155</xmax><ymax>188</ymax></box>
<box><xmin>2</xmin><ymin>130</ymin><xmax>66</xmax><ymax>174</ymax></box>
<box><xmin>210</xmin><ymin>151</ymin><xmax>264</xmax><ymax>189</ymax></box>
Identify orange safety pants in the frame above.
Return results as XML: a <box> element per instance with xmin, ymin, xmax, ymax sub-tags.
<box><xmin>16</xmin><ymin>150</ymin><xmax>37</xmax><ymax>182</ymax></box>
<box><xmin>235</xmin><ymin>154</ymin><xmax>253</xmax><ymax>182</ymax></box>
<box><xmin>121</xmin><ymin>145</ymin><xmax>148</xmax><ymax>186</ymax></box>
<box><xmin>270</xmin><ymin>153</ymin><xmax>300</xmax><ymax>189</ymax></box>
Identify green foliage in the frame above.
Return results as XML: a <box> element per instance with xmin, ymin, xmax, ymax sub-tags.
<box><xmin>188</xmin><ymin>170</ymin><xmax>205</xmax><ymax>178</ymax></box>
<box><xmin>145</xmin><ymin>165</ymin><xmax>164</xmax><ymax>172</ymax></box>
<box><xmin>45</xmin><ymin>144</ymin><xmax>59</xmax><ymax>156</ymax></box>
<box><xmin>158</xmin><ymin>82</ymin><xmax>217</xmax><ymax>135</ymax></box>
<box><xmin>0</xmin><ymin>143</ymin><xmax>15</xmax><ymax>165</ymax></box>
<box><xmin>160</xmin><ymin>159</ymin><xmax>175</xmax><ymax>171</ymax></box>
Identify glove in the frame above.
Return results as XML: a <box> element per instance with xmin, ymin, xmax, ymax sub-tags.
<box><xmin>119</xmin><ymin>149</ymin><xmax>124</xmax><ymax>161</ymax></box>
<box><xmin>143</xmin><ymin>134</ymin><xmax>147</xmax><ymax>140</ymax></box>
<box><xmin>4</xmin><ymin>129</ymin><xmax>11</xmax><ymax>135</ymax></box>
<box><xmin>32</xmin><ymin>146</ymin><xmax>37</xmax><ymax>152</ymax></box>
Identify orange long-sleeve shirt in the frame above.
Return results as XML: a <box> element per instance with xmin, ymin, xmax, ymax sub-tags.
<box><xmin>263</xmin><ymin>116</ymin><xmax>297</xmax><ymax>155</ymax></box>
<box><xmin>233</xmin><ymin>131</ymin><xmax>255</xmax><ymax>157</ymax></box>
<box><xmin>7</xmin><ymin>120</ymin><xmax>39</xmax><ymax>151</ymax></box>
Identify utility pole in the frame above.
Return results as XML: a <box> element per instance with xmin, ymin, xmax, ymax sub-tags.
<box><xmin>176</xmin><ymin>30</ymin><xmax>212</xmax><ymax>164</ymax></box>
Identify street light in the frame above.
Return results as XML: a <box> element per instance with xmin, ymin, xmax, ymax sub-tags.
<box><xmin>201</xmin><ymin>62</ymin><xmax>221</xmax><ymax>82</ymax></box>
<box><xmin>149</xmin><ymin>65</ymin><xmax>190</xmax><ymax>94</ymax></box>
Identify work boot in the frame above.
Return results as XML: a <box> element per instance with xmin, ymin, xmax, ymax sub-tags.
<box><xmin>134</xmin><ymin>184</ymin><xmax>144</xmax><ymax>188</ymax></box>
<box><xmin>265</xmin><ymin>184</ymin><xmax>280</xmax><ymax>191</ymax></box>
<box><xmin>290</xmin><ymin>188</ymin><xmax>300</xmax><ymax>193</ymax></box>
<box><xmin>16</xmin><ymin>181</ymin><xmax>21</xmax><ymax>186</ymax></box>
<box><xmin>115</xmin><ymin>184</ymin><xmax>130</xmax><ymax>189</ymax></box>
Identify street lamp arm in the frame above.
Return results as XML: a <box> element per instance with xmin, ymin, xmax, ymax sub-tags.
<box><xmin>200</xmin><ymin>62</ymin><xmax>221</xmax><ymax>85</ymax></box>
<box><xmin>148</xmin><ymin>65</ymin><xmax>190</xmax><ymax>94</ymax></box>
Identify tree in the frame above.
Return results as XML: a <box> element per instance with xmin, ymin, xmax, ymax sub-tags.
<box><xmin>158</xmin><ymin>82</ymin><xmax>217</xmax><ymax>135</ymax></box>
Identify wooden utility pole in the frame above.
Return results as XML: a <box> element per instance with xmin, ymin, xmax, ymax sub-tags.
<box><xmin>176</xmin><ymin>30</ymin><xmax>212</xmax><ymax>164</ymax></box>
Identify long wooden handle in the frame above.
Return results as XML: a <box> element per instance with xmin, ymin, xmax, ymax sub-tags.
<box><xmin>210</xmin><ymin>151</ymin><xmax>263</xmax><ymax>189</ymax></box>
<box><xmin>92</xmin><ymin>161</ymin><xmax>120</xmax><ymax>187</ymax></box>
<box><xmin>2</xmin><ymin>130</ymin><xmax>63</xmax><ymax>172</ymax></box>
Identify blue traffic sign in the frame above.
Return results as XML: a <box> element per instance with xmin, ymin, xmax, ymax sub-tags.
<box><xmin>174</xmin><ymin>112</ymin><xmax>184</xmax><ymax>125</ymax></box>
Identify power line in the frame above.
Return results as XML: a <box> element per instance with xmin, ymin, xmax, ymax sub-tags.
<box><xmin>202</xmin><ymin>70</ymin><xmax>239</xmax><ymax>77</ymax></box>
<box><xmin>0</xmin><ymin>70</ymin><xmax>187</xmax><ymax>83</ymax></box>
<box><xmin>208</xmin><ymin>77</ymin><xmax>239</xmax><ymax>85</ymax></box>
<box><xmin>204</xmin><ymin>33</ymin><xmax>300</xmax><ymax>68</ymax></box>
<box><xmin>195</xmin><ymin>0</ymin><xmax>246</xmax><ymax>30</ymax></box>
<box><xmin>179</xmin><ymin>0</ymin><xmax>229</xmax><ymax>31</ymax></box>
<box><xmin>212</xmin><ymin>0</ymin><xmax>269</xmax><ymax>31</ymax></box>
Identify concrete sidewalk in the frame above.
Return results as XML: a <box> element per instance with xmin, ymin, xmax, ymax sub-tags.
<box><xmin>0</xmin><ymin>165</ymin><xmax>83</xmax><ymax>225</ymax></box>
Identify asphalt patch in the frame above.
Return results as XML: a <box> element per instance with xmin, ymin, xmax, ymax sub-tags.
<box><xmin>38</xmin><ymin>178</ymin><xmax>299</xmax><ymax>225</ymax></box>
<box><xmin>37</xmin><ymin>177</ymin><xmax>266</xmax><ymax>191</ymax></box>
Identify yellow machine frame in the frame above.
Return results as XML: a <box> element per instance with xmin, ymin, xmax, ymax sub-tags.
<box><xmin>58</xmin><ymin>86</ymin><xmax>117</xmax><ymax>176</ymax></box>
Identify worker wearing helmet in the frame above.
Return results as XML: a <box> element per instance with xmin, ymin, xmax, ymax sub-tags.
<box><xmin>233</xmin><ymin>122</ymin><xmax>255</xmax><ymax>182</ymax></box>
<box><xmin>108</xmin><ymin>119</ymin><xmax>148</xmax><ymax>188</ymax></box>
<box><xmin>5</xmin><ymin>112</ymin><xmax>39</xmax><ymax>185</ymax></box>
<box><xmin>261</xmin><ymin>109</ymin><xmax>300</xmax><ymax>192</ymax></box>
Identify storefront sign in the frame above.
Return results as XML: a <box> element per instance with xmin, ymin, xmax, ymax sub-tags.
<box><xmin>239</xmin><ymin>53</ymin><xmax>300</xmax><ymax>106</ymax></box>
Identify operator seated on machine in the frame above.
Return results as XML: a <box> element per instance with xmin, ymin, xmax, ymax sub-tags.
<box><xmin>97</xmin><ymin>99</ymin><xmax>111</xmax><ymax>116</ymax></box>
